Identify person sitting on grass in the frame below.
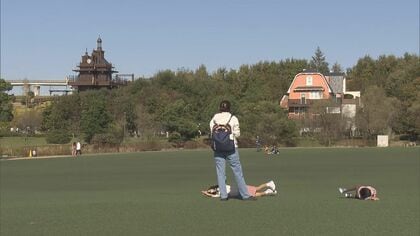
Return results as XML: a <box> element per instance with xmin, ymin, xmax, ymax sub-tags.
<box><xmin>264</xmin><ymin>145</ymin><xmax>279</xmax><ymax>155</ymax></box>
<box><xmin>201</xmin><ymin>180</ymin><xmax>277</xmax><ymax>199</ymax></box>
<box><xmin>338</xmin><ymin>185</ymin><xmax>379</xmax><ymax>200</ymax></box>
<box><xmin>270</xmin><ymin>146</ymin><xmax>279</xmax><ymax>155</ymax></box>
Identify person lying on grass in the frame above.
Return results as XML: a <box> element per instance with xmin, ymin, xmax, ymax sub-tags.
<box><xmin>338</xmin><ymin>185</ymin><xmax>379</xmax><ymax>200</ymax></box>
<box><xmin>201</xmin><ymin>180</ymin><xmax>277</xmax><ymax>199</ymax></box>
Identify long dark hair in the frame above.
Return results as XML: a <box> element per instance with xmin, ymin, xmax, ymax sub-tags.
<box><xmin>206</xmin><ymin>185</ymin><xmax>219</xmax><ymax>194</ymax></box>
<box><xmin>219</xmin><ymin>100</ymin><xmax>231</xmax><ymax>112</ymax></box>
<box><xmin>207</xmin><ymin>185</ymin><xmax>219</xmax><ymax>190</ymax></box>
<box><xmin>359</xmin><ymin>188</ymin><xmax>372</xmax><ymax>199</ymax></box>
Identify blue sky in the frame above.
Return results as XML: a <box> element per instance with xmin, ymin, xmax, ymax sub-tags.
<box><xmin>1</xmin><ymin>0</ymin><xmax>419</xmax><ymax>81</ymax></box>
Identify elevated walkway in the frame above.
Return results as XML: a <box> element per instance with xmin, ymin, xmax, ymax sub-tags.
<box><xmin>7</xmin><ymin>79</ymin><xmax>68</xmax><ymax>86</ymax></box>
<box><xmin>6</xmin><ymin>79</ymin><xmax>71</xmax><ymax>96</ymax></box>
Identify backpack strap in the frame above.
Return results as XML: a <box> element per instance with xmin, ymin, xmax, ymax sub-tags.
<box><xmin>225</xmin><ymin>114</ymin><xmax>233</xmax><ymax>126</ymax></box>
<box><xmin>213</xmin><ymin>114</ymin><xmax>233</xmax><ymax>126</ymax></box>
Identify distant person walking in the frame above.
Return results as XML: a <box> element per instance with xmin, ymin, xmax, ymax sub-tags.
<box><xmin>210</xmin><ymin>100</ymin><xmax>255</xmax><ymax>201</ymax></box>
<box><xmin>72</xmin><ymin>142</ymin><xmax>77</xmax><ymax>156</ymax></box>
<box><xmin>256</xmin><ymin>136</ymin><xmax>261</xmax><ymax>152</ymax></box>
<box><xmin>76</xmin><ymin>141</ymin><xmax>82</xmax><ymax>156</ymax></box>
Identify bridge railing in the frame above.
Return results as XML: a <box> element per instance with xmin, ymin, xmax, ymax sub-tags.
<box><xmin>66</xmin><ymin>75</ymin><xmax>78</xmax><ymax>83</ymax></box>
<box><xmin>66</xmin><ymin>74</ymin><xmax>134</xmax><ymax>85</ymax></box>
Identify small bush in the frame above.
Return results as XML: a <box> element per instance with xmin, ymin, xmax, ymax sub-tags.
<box><xmin>168</xmin><ymin>132</ymin><xmax>181</xmax><ymax>142</ymax></box>
<box><xmin>168</xmin><ymin>132</ymin><xmax>184</xmax><ymax>148</ymax></box>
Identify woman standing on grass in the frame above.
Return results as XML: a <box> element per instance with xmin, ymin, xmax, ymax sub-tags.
<box><xmin>210</xmin><ymin>100</ymin><xmax>254</xmax><ymax>201</ymax></box>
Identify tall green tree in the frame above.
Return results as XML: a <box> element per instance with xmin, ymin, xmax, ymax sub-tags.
<box><xmin>240</xmin><ymin>101</ymin><xmax>298</xmax><ymax>146</ymax></box>
<box><xmin>41</xmin><ymin>93</ymin><xmax>81</xmax><ymax>144</ymax></box>
<box><xmin>305</xmin><ymin>99</ymin><xmax>346</xmax><ymax>146</ymax></box>
<box><xmin>108</xmin><ymin>89</ymin><xmax>138</xmax><ymax>137</ymax></box>
<box><xmin>356</xmin><ymin>86</ymin><xmax>399</xmax><ymax>138</ymax></box>
<box><xmin>80</xmin><ymin>91</ymin><xmax>112</xmax><ymax>143</ymax></box>
<box><xmin>310</xmin><ymin>47</ymin><xmax>329</xmax><ymax>74</ymax></box>
<box><xmin>195</xmin><ymin>64</ymin><xmax>209</xmax><ymax>80</ymax></box>
<box><xmin>160</xmin><ymin>99</ymin><xmax>198</xmax><ymax>140</ymax></box>
<box><xmin>134</xmin><ymin>103</ymin><xmax>158</xmax><ymax>138</ymax></box>
<box><xmin>0</xmin><ymin>79</ymin><xmax>14</xmax><ymax>122</ymax></box>
<box><xmin>331</xmin><ymin>62</ymin><xmax>343</xmax><ymax>73</ymax></box>
<box><xmin>41</xmin><ymin>94</ymin><xmax>81</xmax><ymax>132</ymax></box>
<box><xmin>15</xmin><ymin>109</ymin><xmax>42</xmax><ymax>134</ymax></box>
<box><xmin>406</xmin><ymin>101</ymin><xmax>420</xmax><ymax>139</ymax></box>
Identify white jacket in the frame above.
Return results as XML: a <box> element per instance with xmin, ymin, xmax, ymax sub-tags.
<box><xmin>210</xmin><ymin>112</ymin><xmax>240</xmax><ymax>147</ymax></box>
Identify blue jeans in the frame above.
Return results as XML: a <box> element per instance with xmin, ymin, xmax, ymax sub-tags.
<box><xmin>214</xmin><ymin>149</ymin><xmax>251</xmax><ymax>199</ymax></box>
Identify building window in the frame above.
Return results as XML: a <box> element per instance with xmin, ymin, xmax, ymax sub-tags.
<box><xmin>310</xmin><ymin>91</ymin><xmax>322</xmax><ymax>99</ymax></box>
<box><xmin>306</xmin><ymin>76</ymin><xmax>313</xmax><ymax>85</ymax></box>
<box><xmin>291</xmin><ymin>107</ymin><xmax>306</xmax><ymax>114</ymax></box>
<box><xmin>300</xmin><ymin>93</ymin><xmax>306</xmax><ymax>104</ymax></box>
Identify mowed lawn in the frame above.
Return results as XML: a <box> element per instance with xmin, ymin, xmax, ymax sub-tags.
<box><xmin>1</xmin><ymin>148</ymin><xmax>419</xmax><ymax>236</ymax></box>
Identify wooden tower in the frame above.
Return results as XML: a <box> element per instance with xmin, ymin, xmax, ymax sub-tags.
<box><xmin>69</xmin><ymin>37</ymin><xmax>124</xmax><ymax>91</ymax></box>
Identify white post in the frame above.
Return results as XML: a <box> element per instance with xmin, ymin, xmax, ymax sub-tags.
<box><xmin>377</xmin><ymin>135</ymin><xmax>389</xmax><ymax>147</ymax></box>
<box><xmin>34</xmin><ymin>85</ymin><xmax>41</xmax><ymax>96</ymax></box>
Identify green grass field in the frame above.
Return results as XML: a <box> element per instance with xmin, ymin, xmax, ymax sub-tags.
<box><xmin>1</xmin><ymin>148</ymin><xmax>419</xmax><ymax>235</ymax></box>
<box><xmin>0</xmin><ymin>137</ymin><xmax>48</xmax><ymax>148</ymax></box>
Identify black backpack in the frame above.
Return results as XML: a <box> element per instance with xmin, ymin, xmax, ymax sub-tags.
<box><xmin>211</xmin><ymin>115</ymin><xmax>235</xmax><ymax>153</ymax></box>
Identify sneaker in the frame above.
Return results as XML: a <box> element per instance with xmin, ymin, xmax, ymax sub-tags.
<box><xmin>267</xmin><ymin>180</ymin><xmax>276</xmax><ymax>191</ymax></box>
<box><xmin>220</xmin><ymin>198</ymin><xmax>229</xmax><ymax>201</ymax></box>
<box><xmin>264</xmin><ymin>189</ymin><xmax>277</xmax><ymax>196</ymax></box>
<box><xmin>338</xmin><ymin>187</ymin><xmax>346</xmax><ymax>194</ymax></box>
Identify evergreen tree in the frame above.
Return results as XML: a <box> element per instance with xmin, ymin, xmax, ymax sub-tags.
<box><xmin>80</xmin><ymin>91</ymin><xmax>112</xmax><ymax>143</ymax></box>
<box><xmin>0</xmin><ymin>79</ymin><xmax>14</xmax><ymax>122</ymax></box>
<box><xmin>331</xmin><ymin>62</ymin><xmax>343</xmax><ymax>73</ymax></box>
<box><xmin>310</xmin><ymin>47</ymin><xmax>329</xmax><ymax>74</ymax></box>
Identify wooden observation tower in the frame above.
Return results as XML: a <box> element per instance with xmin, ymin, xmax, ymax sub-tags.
<box><xmin>68</xmin><ymin>37</ymin><xmax>129</xmax><ymax>91</ymax></box>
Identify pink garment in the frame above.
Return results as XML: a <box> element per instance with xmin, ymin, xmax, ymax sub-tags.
<box><xmin>247</xmin><ymin>185</ymin><xmax>257</xmax><ymax>197</ymax></box>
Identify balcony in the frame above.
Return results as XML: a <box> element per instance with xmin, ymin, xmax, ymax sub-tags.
<box><xmin>66</xmin><ymin>74</ymin><xmax>133</xmax><ymax>91</ymax></box>
<box><xmin>287</xmin><ymin>98</ymin><xmax>343</xmax><ymax>108</ymax></box>
<box><xmin>287</xmin><ymin>99</ymin><xmax>314</xmax><ymax>107</ymax></box>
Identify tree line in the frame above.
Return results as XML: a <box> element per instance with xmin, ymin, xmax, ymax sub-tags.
<box><xmin>1</xmin><ymin>50</ymin><xmax>419</xmax><ymax>147</ymax></box>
